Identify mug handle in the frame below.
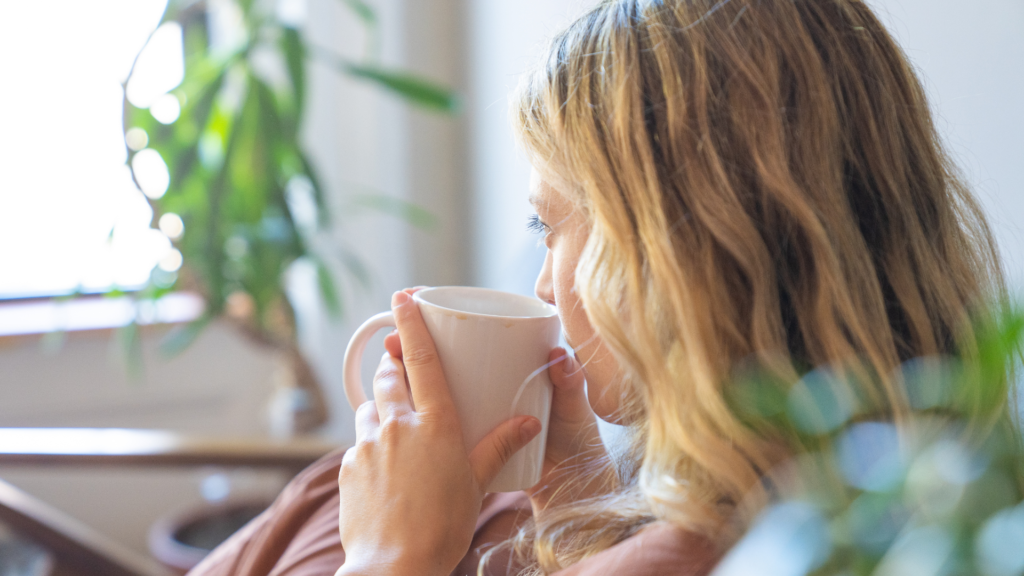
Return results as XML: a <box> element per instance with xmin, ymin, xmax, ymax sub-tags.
<box><xmin>342</xmin><ymin>311</ymin><xmax>397</xmax><ymax>409</ymax></box>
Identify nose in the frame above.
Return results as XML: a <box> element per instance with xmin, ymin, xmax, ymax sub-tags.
<box><xmin>535</xmin><ymin>250</ymin><xmax>555</xmax><ymax>306</ymax></box>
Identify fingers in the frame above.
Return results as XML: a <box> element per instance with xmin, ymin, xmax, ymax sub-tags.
<box><xmin>469</xmin><ymin>416</ymin><xmax>543</xmax><ymax>489</ymax></box>
<box><xmin>373</xmin><ymin>353</ymin><xmax>414</xmax><ymax>418</ymax></box>
<box><xmin>550</xmin><ymin>347</ymin><xmax>586</xmax><ymax>391</ymax></box>
<box><xmin>383</xmin><ymin>330</ymin><xmax>402</xmax><ymax>358</ymax></box>
<box><xmin>354</xmin><ymin>400</ymin><xmax>380</xmax><ymax>443</ymax></box>
<box><xmin>391</xmin><ymin>291</ymin><xmax>455</xmax><ymax>414</ymax></box>
<box><xmin>549</xmin><ymin>348</ymin><xmax>592</xmax><ymax>420</ymax></box>
<box><xmin>382</xmin><ymin>287</ymin><xmax>427</xmax><ymax>359</ymax></box>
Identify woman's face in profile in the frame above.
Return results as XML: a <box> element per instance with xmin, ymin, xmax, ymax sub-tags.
<box><xmin>529</xmin><ymin>169</ymin><xmax>624</xmax><ymax>422</ymax></box>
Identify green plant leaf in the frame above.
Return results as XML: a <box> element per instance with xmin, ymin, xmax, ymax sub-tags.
<box><xmin>159</xmin><ymin>316</ymin><xmax>211</xmax><ymax>358</ymax></box>
<box><xmin>117</xmin><ymin>320</ymin><xmax>144</xmax><ymax>382</ymax></box>
<box><xmin>344</xmin><ymin>63</ymin><xmax>460</xmax><ymax>112</ymax></box>
<box><xmin>340</xmin><ymin>248</ymin><xmax>372</xmax><ymax>292</ymax></box>
<box><xmin>352</xmin><ymin>193</ymin><xmax>438</xmax><ymax>230</ymax></box>
<box><xmin>298</xmin><ymin>151</ymin><xmax>331</xmax><ymax>228</ymax></box>
<box><xmin>168</xmin><ymin>67</ymin><xmax>229</xmax><ymax>184</ymax></box>
<box><xmin>203</xmin><ymin>98</ymin><xmax>246</xmax><ymax>313</ymax></box>
<box><xmin>954</xmin><ymin>305</ymin><xmax>1024</xmax><ymax>422</ymax></box>
<box><xmin>339</xmin><ymin>0</ymin><xmax>377</xmax><ymax>25</ymax></box>
<box><xmin>315</xmin><ymin>259</ymin><xmax>343</xmax><ymax>318</ymax></box>
<box><xmin>280</xmin><ymin>27</ymin><xmax>306</xmax><ymax>122</ymax></box>
<box><xmin>306</xmin><ymin>44</ymin><xmax>460</xmax><ymax>113</ymax></box>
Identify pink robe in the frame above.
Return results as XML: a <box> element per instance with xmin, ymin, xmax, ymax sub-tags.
<box><xmin>188</xmin><ymin>449</ymin><xmax>717</xmax><ymax>576</ymax></box>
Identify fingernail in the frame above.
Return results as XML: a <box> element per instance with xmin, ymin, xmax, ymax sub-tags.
<box><xmin>392</xmin><ymin>291</ymin><xmax>409</xmax><ymax>307</ymax></box>
<box><xmin>520</xmin><ymin>419</ymin><xmax>542</xmax><ymax>442</ymax></box>
<box><xmin>562</xmin><ymin>353</ymin><xmax>576</xmax><ymax>374</ymax></box>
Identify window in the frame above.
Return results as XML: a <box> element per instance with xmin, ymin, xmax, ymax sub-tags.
<box><xmin>0</xmin><ymin>1</ymin><xmax>183</xmax><ymax>299</ymax></box>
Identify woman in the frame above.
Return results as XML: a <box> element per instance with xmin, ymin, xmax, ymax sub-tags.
<box><xmin>191</xmin><ymin>0</ymin><xmax>1010</xmax><ymax>575</ymax></box>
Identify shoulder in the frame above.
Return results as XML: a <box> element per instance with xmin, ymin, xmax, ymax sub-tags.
<box><xmin>551</xmin><ymin>523</ymin><xmax>719</xmax><ymax>576</ymax></box>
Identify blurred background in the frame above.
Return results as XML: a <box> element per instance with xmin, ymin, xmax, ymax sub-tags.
<box><xmin>0</xmin><ymin>0</ymin><xmax>1019</xmax><ymax>573</ymax></box>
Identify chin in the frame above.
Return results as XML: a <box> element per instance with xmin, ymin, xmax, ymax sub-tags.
<box><xmin>587</xmin><ymin>382</ymin><xmax>630</xmax><ymax>425</ymax></box>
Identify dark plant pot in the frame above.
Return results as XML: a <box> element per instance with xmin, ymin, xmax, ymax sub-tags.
<box><xmin>0</xmin><ymin>539</ymin><xmax>51</xmax><ymax>576</ymax></box>
<box><xmin>148</xmin><ymin>499</ymin><xmax>270</xmax><ymax>573</ymax></box>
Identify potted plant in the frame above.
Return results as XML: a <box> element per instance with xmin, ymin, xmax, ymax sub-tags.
<box><xmin>121</xmin><ymin>0</ymin><xmax>456</xmax><ymax>432</ymax></box>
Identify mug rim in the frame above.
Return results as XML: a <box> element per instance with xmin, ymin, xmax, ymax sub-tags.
<box><xmin>413</xmin><ymin>286</ymin><xmax>558</xmax><ymax>320</ymax></box>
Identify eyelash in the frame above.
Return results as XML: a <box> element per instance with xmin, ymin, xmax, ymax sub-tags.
<box><xmin>526</xmin><ymin>213</ymin><xmax>550</xmax><ymax>235</ymax></box>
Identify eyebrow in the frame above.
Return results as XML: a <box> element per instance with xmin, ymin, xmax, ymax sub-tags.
<box><xmin>528</xmin><ymin>194</ymin><xmax>540</xmax><ymax>207</ymax></box>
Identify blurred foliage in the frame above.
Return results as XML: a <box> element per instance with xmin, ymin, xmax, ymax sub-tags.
<box><xmin>123</xmin><ymin>0</ymin><xmax>457</xmax><ymax>353</ymax></box>
<box><xmin>716</xmin><ymin>304</ymin><xmax>1024</xmax><ymax>576</ymax></box>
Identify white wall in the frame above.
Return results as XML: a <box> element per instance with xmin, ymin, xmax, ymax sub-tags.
<box><xmin>870</xmin><ymin>0</ymin><xmax>1024</xmax><ymax>294</ymax></box>
<box><xmin>466</xmin><ymin>0</ymin><xmax>594</xmax><ymax>295</ymax></box>
<box><xmin>298</xmin><ymin>0</ymin><xmax>471</xmax><ymax>442</ymax></box>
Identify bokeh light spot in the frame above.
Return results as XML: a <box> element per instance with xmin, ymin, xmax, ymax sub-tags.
<box><xmin>874</xmin><ymin>526</ymin><xmax>953</xmax><ymax>576</ymax></box>
<box><xmin>158</xmin><ymin>212</ymin><xmax>184</xmax><ymax>239</ymax></box>
<box><xmin>787</xmin><ymin>366</ymin><xmax>856</xmax><ymax>435</ymax></box>
<box><xmin>198</xmin><ymin>131</ymin><xmax>225</xmax><ymax>169</ymax></box>
<box><xmin>977</xmin><ymin>504</ymin><xmax>1024</xmax><ymax>576</ymax></box>
<box><xmin>131</xmin><ymin>148</ymin><xmax>170</xmax><ymax>199</ymax></box>
<box><xmin>225</xmin><ymin>236</ymin><xmax>249</xmax><ymax>259</ymax></box>
<box><xmin>840</xmin><ymin>493</ymin><xmax>908</xmax><ymax>554</ymax></box>
<box><xmin>158</xmin><ymin>248</ymin><xmax>183</xmax><ymax>272</ymax></box>
<box><xmin>899</xmin><ymin>356</ymin><xmax>959</xmax><ymax>411</ymax></box>
<box><xmin>125</xmin><ymin>22</ymin><xmax>184</xmax><ymax>108</ymax></box>
<box><xmin>712</xmin><ymin>501</ymin><xmax>831</xmax><ymax>576</ymax></box>
<box><xmin>201</xmin><ymin>473</ymin><xmax>231</xmax><ymax>503</ymax></box>
<box><xmin>125</xmin><ymin>127</ymin><xmax>148</xmax><ymax>151</ymax></box>
<box><xmin>285</xmin><ymin>175</ymin><xmax>318</xmax><ymax>233</ymax></box>
<box><xmin>838</xmin><ymin>422</ymin><xmax>904</xmax><ymax>492</ymax></box>
<box><xmin>150</xmin><ymin>92</ymin><xmax>181</xmax><ymax>124</ymax></box>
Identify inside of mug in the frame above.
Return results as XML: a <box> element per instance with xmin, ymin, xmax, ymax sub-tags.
<box><xmin>416</xmin><ymin>287</ymin><xmax>556</xmax><ymax>318</ymax></box>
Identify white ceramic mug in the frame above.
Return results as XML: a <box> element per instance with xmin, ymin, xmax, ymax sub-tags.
<box><xmin>342</xmin><ymin>286</ymin><xmax>560</xmax><ymax>492</ymax></box>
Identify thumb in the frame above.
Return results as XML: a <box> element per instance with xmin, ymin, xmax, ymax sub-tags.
<box><xmin>549</xmin><ymin>348</ymin><xmax>590</xmax><ymax>420</ymax></box>
<box><xmin>550</xmin><ymin>348</ymin><xmax>586</xmax><ymax>393</ymax></box>
<box><xmin>469</xmin><ymin>416</ymin><xmax>542</xmax><ymax>489</ymax></box>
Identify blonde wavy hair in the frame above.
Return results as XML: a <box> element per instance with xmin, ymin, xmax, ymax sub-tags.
<box><xmin>494</xmin><ymin>0</ymin><xmax>1008</xmax><ymax>573</ymax></box>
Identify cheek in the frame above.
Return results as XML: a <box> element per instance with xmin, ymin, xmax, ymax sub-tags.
<box><xmin>551</xmin><ymin>248</ymin><xmax>590</xmax><ymax>348</ymax></box>
<box><xmin>551</xmin><ymin>244</ymin><xmax>624</xmax><ymax>423</ymax></box>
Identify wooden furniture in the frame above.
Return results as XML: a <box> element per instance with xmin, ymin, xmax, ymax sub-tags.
<box><xmin>0</xmin><ymin>428</ymin><xmax>341</xmax><ymax>576</ymax></box>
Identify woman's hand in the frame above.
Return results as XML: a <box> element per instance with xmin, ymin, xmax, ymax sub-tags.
<box><xmin>336</xmin><ymin>290</ymin><xmax>542</xmax><ymax>576</ymax></box>
<box><xmin>524</xmin><ymin>348</ymin><xmax>612</xmax><ymax>513</ymax></box>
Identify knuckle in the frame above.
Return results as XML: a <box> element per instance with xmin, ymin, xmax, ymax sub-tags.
<box><xmin>374</xmin><ymin>363</ymin><xmax>403</xmax><ymax>382</ymax></box>
<box><xmin>377</xmin><ymin>416</ymin><xmax>408</xmax><ymax>441</ymax></box>
<box><xmin>495</xmin><ymin>435</ymin><xmax>516</xmax><ymax>463</ymax></box>
<box><xmin>340</xmin><ymin>450</ymin><xmax>356</xmax><ymax>471</ymax></box>
<box><xmin>355</xmin><ymin>438</ymin><xmax>376</xmax><ymax>456</ymax></box>
<box><xmin>373</xmin><ymin>373</ymin><xmax>405</xmax><ymax>396</ymax></box>
<box><xmin>420</xmin><ymin>412</ymin><xmax>458</xmax><ymax>436</ymax></box>
<box><xmin>341</xmin><ymin>439</ymin><xmax>373</xmax><ymax>472</ymax></box>
<box><xmin>402</xmin><ymin>346</ymin><xmax>437</xmax><ymax>368</ymax></box>
<box><xmin>355</xmin><ymin>400</ymin><xmax>377</xmax><ymax>419</ymax></box>
<box><xmin>376</xmin><ymin>379</ymin><xmax>403</xmax><ymax>401</ymax></box>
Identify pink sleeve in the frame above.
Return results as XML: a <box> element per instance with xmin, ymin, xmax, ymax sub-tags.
<box><xmin>187</xmin><ymin>448</ymin><xmax>347</xmax><ymax>576</ymax></box>
<box><xmin>550</xmin><ymin>524</ymin><xmax>719</xmax><ymax>576</ymax></box>
<box><xmin>188</xmin><ymin>448</ymin><xmax>533</xmax><ymax>576</ymax></box>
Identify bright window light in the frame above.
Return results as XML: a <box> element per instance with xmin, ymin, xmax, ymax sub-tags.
<box><xmin>125</xmin><ymin>22</ymin><xmax>185</xmax><ymax>109</ymax></box>
<box><xmin>0</xmin><ymin>0</ymin><xmax>178</xmax><ymax>299</ymax></box>
<box><xmin>132</xmin><ymin>148</ymin><xmax>171</xmax><ymax>199</ymax></box>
